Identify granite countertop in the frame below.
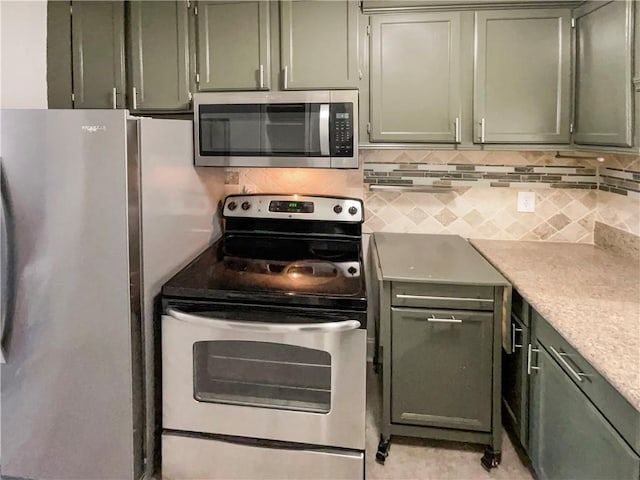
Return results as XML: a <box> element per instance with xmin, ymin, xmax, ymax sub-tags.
<box><xmin>470</xmin><ymin>239</ymin><xmax>640</xmax><ymax>412</ymax></box>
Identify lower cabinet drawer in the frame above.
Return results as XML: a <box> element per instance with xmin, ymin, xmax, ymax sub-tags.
<box><xmin>391</xmin><ymin>307</ymin><xmax>493</xmax><ymax>432</ymax></box>
<box><xmin>162</xmin><ymin>433</ymin><xmax>364</xmax><ymax>480</ymax></box>
<box><xmin>534</xmin><ymin>311</ymin><xmax>640</xmax><ymax>455</ymax></box>
<box><xmin>391</xmin><ymin>282</ymin><xmax>495</xmax><ymax>311</ymax></box>
<box><xmin>530</xmin><ymin>345</ymin><xmax>640</xmax><ymax>480</ymax></box>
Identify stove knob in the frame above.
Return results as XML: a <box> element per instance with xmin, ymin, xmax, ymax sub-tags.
<box><xmin>348</xmin><ymin>206</ymin><xmax>358</xmax><ymax>216</ymax></box>
<box><xmin>227</xmin><ymin>201</ymin><xmax>238</xmax><ymax>211</ymax></box>
<box><xmin>347</xmin><ymin>266</ymin><xmax>357</xmax><ymax>275</ymax></box>
<box><xmin>333</xmin><ymin>204</ymin><xmax>343</xmax><ymax>214</ymax></box>
<box><xmin>241</xmin><ymin>201</ymin><xmax>251</xmax><ymax>211</ymax></box>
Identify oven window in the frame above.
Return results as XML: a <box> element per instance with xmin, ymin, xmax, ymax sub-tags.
<box><xmin>193</xmin><ymin>341</ymin><xmax>331</xmax><ymax>413</ymax></box>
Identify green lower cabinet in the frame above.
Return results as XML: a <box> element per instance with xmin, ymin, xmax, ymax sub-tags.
<box><xmin>501</xmin><ymin>311</ymin><xmax>529</xmax><ymax>450</ymax></box>
<box><xmin>574</xmin><ymin>1</ymin><xmax>634</xmax><ymax>147</ymax></box>
<box><xmin>391</xmin><ymin>307</ymin><xmax>493</xmax><ymax>432</ymax></box>
<box><xmin>473</xmin><ymin>9</ymin><xmax>571</xmax><ymax>143</ymax></box>
<box><xmin>71</xmin><ymin>1</ymin><xmax>126</xmax><ymax>109</ymax></box>
<box><xmin>128</xmin><ymin>1</ymin><xmax>191</xmax><ymax>111</ymax></box>
<box><xmin>369</xmin><ymin>12</ymin><xmax>462</xmax><ymax>143</ymax></box>
<box><xmin>529</xmin><ymin>345</ymin><xmax>640</xmax><ymax>480</ymax></box>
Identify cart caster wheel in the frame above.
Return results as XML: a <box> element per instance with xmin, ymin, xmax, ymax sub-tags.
<box><xmin>376</xmin><ymin>435</ymin><xmax>390</xmax><ymax>464</ymax></box>
<box><xmin>481</xmin><ymin>447</ymin><xmax>501</xmax><ymax>471</ymax></box>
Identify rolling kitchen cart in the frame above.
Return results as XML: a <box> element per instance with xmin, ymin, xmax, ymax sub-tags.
<box><xmin>369</xmin><ymin>233</ymin><xmax>511</xmax><ymax>470</ymax></box>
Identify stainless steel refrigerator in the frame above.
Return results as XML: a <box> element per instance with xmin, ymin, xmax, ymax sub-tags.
<box><xmin>0</xmin><ymin>110</ymin><xmax>223</xmax><ymax>480</ymax></box>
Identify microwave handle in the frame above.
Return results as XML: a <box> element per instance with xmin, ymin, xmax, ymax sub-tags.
<box><xmin>319</xmin><ymin>104</ymin><xmax>330</xmax><ymax>156</ymax></box>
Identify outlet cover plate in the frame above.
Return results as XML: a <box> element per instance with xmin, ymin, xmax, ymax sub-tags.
<box><xmin>517</xmin><ymin>191</ymin><xmax>536</xmax><ymax>213</ymax></box>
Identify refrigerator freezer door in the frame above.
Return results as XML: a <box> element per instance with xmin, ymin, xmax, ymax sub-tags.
<box><xmin>137</xmin><ymin>117</ymin><xmax>223</xmax><ymax>475</ymax></box>
<box><xmin>0</xmin><ymin>110</ymin><xmax>139</xmax><ymax>480</ymax></box>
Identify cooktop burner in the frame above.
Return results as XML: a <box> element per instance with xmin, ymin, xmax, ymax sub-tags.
<box><xmin>162</xmin><ymin>194</ymin><xmax>367</xmax><ymax>312</ymax></box>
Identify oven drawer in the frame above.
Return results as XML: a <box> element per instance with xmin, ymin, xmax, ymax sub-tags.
<box><xmin>162</xmin><ymin>433</ymin><xmax>364</xmax><ymax>480</ymax></box>
<box><xmin>391</xmin><ymin>282</ymin><xmax>495</xmax><ymax>311</ymax></box>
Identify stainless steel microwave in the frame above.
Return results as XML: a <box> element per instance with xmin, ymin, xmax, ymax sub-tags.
<box><xmin>193</xmin><ymin>90</ymin><xmax>358</xmax><ymax>168</ymax></box>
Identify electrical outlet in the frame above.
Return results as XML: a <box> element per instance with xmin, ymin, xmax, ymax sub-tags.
<box><xmin>517</xmin><ymin>191</ymin><xmax>536</xmax><ymax>213</ymax></box>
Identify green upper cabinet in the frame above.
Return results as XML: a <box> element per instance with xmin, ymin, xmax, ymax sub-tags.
<box><xmin>574</xmin><ymin>1</ymin><xmax>633</xmax><ymax>147</ymax></box>
<box><xmin>196</xmin><ymin>1</ymin><xmax>271</xmax><ymax>91</ymax></box>
<box><xmin>280</xmin><ymin>0</ymin><xmax>359</xmax><ymax>90</ymax></box>
<box><xmin>473</xmin><ymin>9</ymin><xmax>571</xmax><ymax>143</ymax></box>
<box><xmin>71</xmin><ymin>1</ymin><xmax>126</xmax><ymax>109</ymax></box>
<box><xmin>128</xmin><ymin>2</ymin><xmax>191</xmax><ymax>111</ymax></box>
<box><xmin>370</xmin><ymin>12</ymin><xmax>462</xmax><ymax>142</ymax></box>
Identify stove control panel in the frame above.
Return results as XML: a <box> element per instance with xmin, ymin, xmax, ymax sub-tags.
<box><xmin>223</xmin><ymin>194</ymin><xmax>364</xmax><ymax>223</ymax></box>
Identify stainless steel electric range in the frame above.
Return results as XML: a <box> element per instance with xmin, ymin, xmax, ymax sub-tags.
<box><xmin>160</xmin><ymin>194</ymin><xmax>367</xmax><ymax>479</ymax></box>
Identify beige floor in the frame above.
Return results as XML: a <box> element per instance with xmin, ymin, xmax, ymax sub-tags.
<box><xmin>365</xmin><ymin>365</ymin><xmax>534</xmax><ymax>480</ymax></box>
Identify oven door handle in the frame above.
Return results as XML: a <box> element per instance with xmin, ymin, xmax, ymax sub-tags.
<box><xmin>166</xmin><ymin>308</ymin><xmax>361</xmax><ymax>333</ymax></box>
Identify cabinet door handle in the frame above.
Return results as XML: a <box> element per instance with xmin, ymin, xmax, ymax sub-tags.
<box><xmin>283</xmin><ymin>65</ymin><xmax>288</xmax><ymax>90</ymax></box>
<box><xmin>132</xmin><ymin>87</ymin><xmax>138</xmax><ymax>110</ymax></box>
<box><xmin>427</xmin><ymin>315</ymin><xmax>462</xmax><ymax>324</ymax></box>
<box><xmin>549</xmin><ymin>345</ymin><xmax>587</xmax><ymax>382</ymax></box>
<box><xmin>259</xmin><ymin>64</ymin><xmax>264</xmax><ymax>89</ymax></box>
<box><xmin>480</xmin><ymin>118</ymin><xmax>486</xmax><ymax>143</ymax></box>
<box><xmin>454</xmin><ymin>117</ymin><xmax>460</xmax><ymax>143</ymax></box>
<box><xmin>112</xmin><ymin>87</ymin><xmax>117</xmax><ymax>109</ymax></box>
<box><xmin>512</xmin><ymin>324</ymin><xmax>523</xmax><ymax>349</ymax></box>
<box><xmin>527</xmin><ymin>344</ymin><xmax>540</xmax><ymax>374</ymax></box>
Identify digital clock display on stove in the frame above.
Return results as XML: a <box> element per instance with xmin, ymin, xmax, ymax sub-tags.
<box><xmin>269</xmin><ymin>200</ymin><xmax>314</xmax><ymax>213</ymax></box>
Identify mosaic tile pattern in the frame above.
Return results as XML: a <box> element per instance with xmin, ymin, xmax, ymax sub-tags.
<box><xmin>363</xmin><ymin>188</ymin><xmax>596</xmax><ymax>243</ymax></box>
<box><xmin>221</xmin><ymin>150</ymin><xmax>639</xmax><ymax>242</ymax></box>
<box><xmin>599</xmin><ymin>167</ymin><xmax>640</xmax><ymax>197</ymax></box>
<box><xmin>364</xmin><ymin>163</ymin><xmax>597</xmax><ymax>189</ymax></box>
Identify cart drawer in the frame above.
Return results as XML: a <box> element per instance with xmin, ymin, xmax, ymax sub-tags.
<box><xmin>391</xmin><ymin>282</ymin><xmax>494</xmax><ymax>311</ymax></box>
<box><xmin>534</xmin><ymin>310</ymin><xmax>640</xmax><ymax>456</ymax></box>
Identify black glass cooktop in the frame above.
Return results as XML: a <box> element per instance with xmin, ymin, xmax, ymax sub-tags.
<box><xmin>162</xmin><ymin>234</ymin><xmax>367</xmax><ymax>311</ymax></box>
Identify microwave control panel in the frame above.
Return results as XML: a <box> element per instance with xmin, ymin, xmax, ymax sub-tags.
<box><xmin>330</xmin><ymin>103</ymin><xmax>354</xmax><ymax>157</ymax></box>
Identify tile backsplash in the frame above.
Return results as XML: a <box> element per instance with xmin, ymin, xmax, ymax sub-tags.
<box><xmin>363</xmin><ymin>188</ymin><xmax>596</xmax><ymax>242</ymax></box>
<box><xmin>223</xmin><ymin>149</ymin><xmax>639</xmax><ymax>244</ymax></box>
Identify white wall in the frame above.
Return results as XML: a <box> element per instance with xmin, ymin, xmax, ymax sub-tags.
<box><xmin>0</xmin><ymin>0</ymin><xmax>48</xmax><ymax>110</ymax></box>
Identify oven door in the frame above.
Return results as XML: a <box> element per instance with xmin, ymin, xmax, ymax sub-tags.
<box><xmin>161</xmin><ymin>308</ymin><xmax>366</xmax><ymax>450</ymax></box>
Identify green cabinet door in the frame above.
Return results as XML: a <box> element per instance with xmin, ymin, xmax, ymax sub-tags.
<box><xmin>197</xmin><ymin>1</ymin><xmax>270</xmax><ymax>91</ymax></box>
<box><xmin>391</xmin><ymin>307</ymin><xmax>493</xmax><ymax>432</ymax></box>
<box><xmin>501</xmin><ymin>310</ymin><xmax>529</xmax><ymax>450</ymax></box>
<box><xmin>574</xmin><ymin>1</ymin><xmax>633</xmax><ymax>147</ymax></box>
<box><xmin>370</xmin><ymin>12</ymin><xmax>462</xmax><ymax>143</ymax></box>
<box><xmin>128</xmin><ymin>2</ymin><xmax>191</xmax><ymax>111</ymax></box>
<box><xmin>47</xmin><ymin>1</ymin><xmax>73</xmax><ymax>109</ymax></box>
<box><xmin>71</xmin><ymin>1</ymin><xmax>125</xmax><ymax>109</ymax></box>
<box><xmin>530</xmin><ymin>345</ymin><xmax>640</xmax><ymax>480</ymax></box>
<box><xmin>280</xmin><ymin>0</ymin><xmax>359</xmax><ymax>90</ymax></box>
<box><xmin>474</xmin><ymin>10</ymin><xmax>571</xmax><ymax>143</ymax></box>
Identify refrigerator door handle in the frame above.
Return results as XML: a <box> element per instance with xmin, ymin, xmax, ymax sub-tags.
<box><xmin>1</xmin><ymin>162</ymin><xmax>15</xmax><ymax>364</ymax></box>
<box><xmin>0</xmin><ymin>191</ymin><xmax>6</xmax><ymax>363</ymax></box>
